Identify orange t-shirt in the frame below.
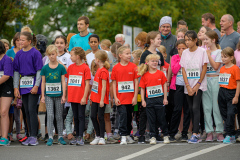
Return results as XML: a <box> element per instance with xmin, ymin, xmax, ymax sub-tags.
<box><xmin>219</xmin><ymin>65</ymin><xmax>240</xmax><ymax>89</ymax></box>
<box><xmin>139</xmin><ymin>70</ymin><xmax>167</xmax><ymax>98</ymax></box>
<box><xmin>111</xmin><ymin>62</ymin><xmax>139</xmax><ymax>104</ymax></box>
<box><xmin>90</xmin><ymin>67</ymin><xmax>109</xmax><ymax>104</ymax></box>
<box><xmin>65</xmin><ymin>63</ymin><xmax>91</xmax><ymax>103</ymax></box>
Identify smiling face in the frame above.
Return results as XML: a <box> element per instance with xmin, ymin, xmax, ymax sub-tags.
<box><xmin>119</xmin><ymin>48</ymin><xmax>131</xmax><ymax>63</ymax></box>
<box><xmin>177</xmin><ymin>32</ymin><xmax>185</xmax><ymax>41</ymax></box>
<box><xmin>198</xmin><ymin>27</ymin><xmax>207</xmax><ymax>40</ymax></box>
<box><xmin>159</xmin><ymin>24</ymin><xmax>171</xmax><ymax>36</ymax></box>
<box><xmin>221</xmin><ymin>53</ymin><xmax>233</xmax><ymax>65</ymax></box>
<box><xmin>147</xmin><ymin>58</ymin><xmax>159</xmax><ymax>70</ymax></box>
<box><xmin>55</xmin><ymin>38</ymin><xmax>66</xmax><ymax>53</ymax></box>
<box><xmin>203</xmin><ymin>35</ymin><xmax>215</xmax><ymax>48</ymax></box>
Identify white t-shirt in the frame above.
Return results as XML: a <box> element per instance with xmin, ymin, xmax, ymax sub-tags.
<box><xmin>206</xmin><ymin>49</ymin><xmax>222</xmax><ymax>75</ymax></box>
<box><xmin>86</xmin><ymin>52</ymin><xmax>95</xmax><ymax>69</ymax></box>
<box><xmin>44</xmin><ymin>52</ymin><xmax>73</xmax><ymax>68</ymax></box>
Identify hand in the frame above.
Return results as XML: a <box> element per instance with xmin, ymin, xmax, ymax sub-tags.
<box><xmin>90</xmin><ymin>100</ymin><xmax>92</xmax><ymax>106</ymax></box>
<box><xmin>13</xmin><ymin>98</ymin><xmax>17</xmax><ymax>107</ymax></box>
<box><xmin>132</xmin><ymin>96</ymin><xmax>137</xmax><ymax>106</ymax></box>
<box><xmin>206</xmin><ymin>48</ymin><xmax>211</xmax><ymax>56</ymax></box>
<box><xmin>187</xmin><ymin>86</ymin><xmax>194</xmax><ymax>96</ymax></box>
<box><xmin>232</xmin><ymin>96</ymin><xmax>238</xmax><ymax>104</ymax></box>
<box><xmin>67</xmin><ymin>133</ymin><xmax>74</xmax><ymax>140</ymax></box>
<box><xmin>14</xmin><ymin>88</ymin><xmax>21</xmax><ymax>98</ymax></box>
<box><xmin>84</xmin><ymin>133</ymin><xmax>90</xmax><ymax>140</ymax></box>
<box><xmin>80</xmin><ymin>98</ymin><xmax>86</xmax><ymax>105</ymax></box>
<box><xmin>61</xmin><ymin>96</ymin><xmax>66</xmax><ymax>104</ymax></box>
<box><xmin>110</xmin><ymin>99</ymin><xmax>113</xmax><ymax>108</ymax></box>
<box><xmin>41</xmin><ymin>96</ymin><xmax>45</xmax><ymax>103</ymax></box>
<box><xmin>142</xmin><ymin>100</ymin><xmax>146</xmax><ymax>107</ymax></box>
<box><xmin>100</xmin><ymin>100</ymin><xmax>104</xmax><ymax>108</ymax></box>
<box><xmin>115</xmin><ymin>98</ymin><xmax>121</xmax><ymax>106</ymax></box>
<box><xmin>30</xmin><ymin>86</ymin><xmax>38</xmax><ymax>94</ymax></box>
<box><xmin>163</xmin><ymin>98</ymin><xmax>168</xmax><ymax>105</ymax></box>
<box><xmin>192</xmin><ymin>84</ymin><xmax>200</xmax><ymax>95</ymax></box>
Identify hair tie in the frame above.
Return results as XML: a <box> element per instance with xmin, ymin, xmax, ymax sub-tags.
<box><xmin>144</xmin><ymin>43</ymin><xmax>149</xmax><ymax>48</ymax></box>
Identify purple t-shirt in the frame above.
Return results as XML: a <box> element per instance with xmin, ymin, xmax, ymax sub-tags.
<box><xmin>13</xmin><ymin>47</ymin><xmax>43</xmax><ymax>95</ymax></box>
<box><xmin>0</xmin><ymin>54</ymin><xmax>13</xmax><ymax>77</ymax></box>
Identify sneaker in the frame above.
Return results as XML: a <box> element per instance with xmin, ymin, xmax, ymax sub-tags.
<box><xmin>90</xmin><ymin>137</ymin><xmax>100</xmax><ymax>145</ymax></box>
<box><xmin>217</xmin><ymin>133</ymin><xmax>224</xmax><ymax>142</ymax></box>
<box><xmin>205</xmin><ymin>133</ymin><xmax>213</xmax><ymax>142</ymax></box>
<box><xmin>58</xmin><ymin>137</ymin><xmax>67</xmax><ymax>145</ymax></box>
<box><xmin>120</xmin><ymin>136</ymin><xmax>127</xmax><ymax>145</ymax></box>
<box><xmin>181</xmin><ymin>135</ymin><xmax>188</xmax><ymax>142</ymax></box>
<box><xmin>8</xmin><ymin>134</ymin><xmax>14</xmax><ymax>142</ymax></box>
<box><xmin>53</xmin><ymin>135</ymin><xmax>58</xmax><ymax>144</ymax></box>
<box><xmin>16</xmin><ymin>134</ymin><xmax>23</xmax><ymax>140</ymax></box>
<box><xmin>200</xmin><ymin>131</ymin><xmax>207</xmax><ymax>140</ymax></box>
<box><xmin>44</xmin><ymin>134</ymin><xmax>49</xmax><ymax>142</ymax></box>
<box><xmin>156</xmin><ymin>136</ymin><xmax>164</xmax><ymax>143</ymax></box>
<box><xmin>106</xmin><ymin>136</ymin><xmax>117</xmax><ymax>144</ymax></box>
<box><xmin>19</xmin><ymin>136</ymin><xmax>28</xmax><ymax>143</ymax></box>
<box><xmin>22</xmin><ymin>137</ymin><xmax>31</xmax><ymax>146</ymax></box>
<box><xmin>149</xmin><ymin>137</ymin><xmax>156</xmax><ymax>145</ymax></box>
<box><xmin>134</xmin><ymin>130</ymin><xmax>140</xmax><ymax>137</ymax></box>
<box><xmin>188</xmin><ymin>135</ymin><xmax>201</xmax><ymax>144</ymax></box>
<box><xmin>236</xmin><ymin>135</ymin><xmax>240</xmax><ymax>142</ymax></box>
<box><xmin>76</xmin><ymin>137</ymin><xmax>84</xmax><ymax>146</ymax></box>
<box><xmin>20</xmin><ymin>128</ymin><xmax>25</xmax><ymax>134</ymax></box>
<box><xmin>230</xmin><ymin>136</ymin><xmax>236</xmax><ymax>143</ymax></box>
<box><xmin>163</xmin><ymin>136</ymin><xmax>170</xmax><ymax>144</ymax></box>
<box><xmin>0</xmin><ymin>137</ymin><xmax>10</xmax><ymax>146</ymax></box>
<box><xmin>145</xmin><ymin>132</ymin><xmax>150</xmax><ymax>142</ymax></box>
<box><xmin>37</xmin><ymin>133</ymin><xmax>42</xmax><ymax>140</ymax></box>
<box><xmin>70</xmin><ymin>138</ymin><xmax>77</xmax><ymax>145</ymax></box>
<box><xmin>28</xmin><ymin>137</ymin><xmax>39</xmax><ymax>146</ymax></box>
<box><xmin>223</xmin><ymin>135</ymin><xmax>231</xmax><ymax>144</ymax></box>
<box><xmin>138</xmin><ymin>135</ymin><xmax>145</xmax><ymax>144</ymax></box>
<box><xmin>46</xmin><ymin>138</ymin><xmax>53</xmax><ymax>146</ymax></box>
<box><xmin>113</xmin><ymin>132</ymin><xmax>120</xmax><ymax>140</ymax></box>
<box><xmin>98</xmin><ymin>138</ymin><xmax>106</xmax><ymax>145</ymax></box>
<box><xmin>169</xmin><ymin>136</ymin><xmax>177</xmax><ymax>143</ymax></box>
<box><xmin>126</xmin><ymin>135</ymin><xmax>135</xmax><ymax>144</ymax></box>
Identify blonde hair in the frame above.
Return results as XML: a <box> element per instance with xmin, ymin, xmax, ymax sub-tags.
<box><xmin>221</xmin><ymin>47</ymin><xmax>236</xmax><ymax>64</ymax></box>
<box><xmin>116</xmin><ymin>46</ymin><xmax>129</xmax><ymax>62</ymax></box>
<box><xmin>176</xmin><ymin>28</ymin><xmax>188</xmax><ymax>36</ymax></box>
<box><xmin>95</xmin><ymin>50</ymin><xmax>110</xmax><ymax>70</ymax></box>
<box><xmin>132</xmin><ymin>49</ymin><xmax>142</xmax><ymax>59</ymax></box>
<box><xmin>101</xmin><ymin>39</ymin><xmax>112</xmax><ymax>49</ymax></box>
<box><xmin>138</xmin><ymin>54</ymin><xmax>160</xmax><ymax>76</ymax></box>
<box><xmin>72</xmin><ymin>47</ymin><xmax>87</xmax><ymax>62</ymax></box>
<box><xmin>46</xmin><ymin>45</ymin><xmax>58</xmax><ymax>56</ymax></box>
<box><xmin>111</xmin><ymin>42</ymin><xmax>122</xmax><ymax>55</ymax></box>
<box><xmin>91</xmin><ymin>59</ymin><xmax>98</xmax><ymax>76</ymax></box>
<box><xmin>157</xmin><ymin>45</ymin><xmax>166</xmax><ymax>54</ymax></box>
<box><xmin>21</xmin><ymin>26</ymin><xmax>33</xmax><ymax>33</ymax></box>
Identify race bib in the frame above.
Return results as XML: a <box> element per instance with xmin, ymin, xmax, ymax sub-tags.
<box><xmin>219</xmin><ymin>73</ymin><xmax>231</xmax><ymax>85</ymax></box>
<box><xmin>118</xmin><ymin>81</ymin><xmax>134</xmax><ymax>93</ymax></box>
<box><xmin>177</xmin><ymin>68</ymin><xmax>182</xmax><ymax>77</ymax></box>
<box><xmin>92</xmin><ymin>81</ymin><xmax>99</xmax><ymax>93</ymax></box>
<box><xmin>46</xmin><ymin>83</ymin><xmax>61</xmax><ymax>94</ymax></box>
<box><xmin>147</xmin><ymin>85</ymin><xmax>163</xmax><ymax>98</ymax></box>
<box><xmin>68</xmin><ymin>75</ymin><xmax>82</xmax><ymax>87</ymax></box>
<box><xmin>207</xmin><ymin>64</ymin><xmax>216</xmax><ymax>74</ymax></box>
<box><xmin>186</xmin><ymin>69</ymin><xmax>200</xmax><ymax>79</ymax></box>
<box><xmin>20</xmin><ymin>76</ymin><xmax>34</xmax><ymax>88</ymax></box>
<box><xmin>0</xmin><ymin>71</ymin><xmax>3</xmax><ymax>78</ymax></box>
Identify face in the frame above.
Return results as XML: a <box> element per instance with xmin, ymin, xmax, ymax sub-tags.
<box><xmin>201</xmin><ymin>18</ymin><xmax>209</xmax><ymax>27</ymax></box>
<box><xmin>132</xmin><ymin>53</ymin><xmax>139</xmax><ymax>65</ymax></box>
<box><xmin>159</xmin><ymin>24</ymin><xmax>171</xmax><ymax>36</ymax></box>
<box><xmin>221</xmin><ymin>53</ymin><xmax>233</xmax><ymax>65</ymax></box>
<box><xmin>221</xmin><ymin>29</ymin><xmax>225</xmax><ymax>37</ymax></box>
<box><xmin>20</xmin><ymin>35</ymin><xmax>31</xmax><ymax>49</ymax></box>
<box><xmin>151</xmin><ymin>34</ymin><xmax>161</xmax><ymax>47</ymax></box>
<box><xmin>89</xmin><ymin>37</ymin><xmax>99</xmax><ymax>52</ymax></box>
<box><xmin>48</xmin><ymin>51</ymin><xmax>58</xmax><ymax>62</ymax></box>
<box><xmin>136</xmin><ymin>40</ymin><xmax>142</xmax><ymax>47</ymax></box>
<box><xmin>100</xmin><ymin>44</ymin><xmax>107</xmax><ymax>50</ymax></box>
<box><xmin>237</xmin><ymin>25</ymin><xmax>240</xmax><ymax>34</ymax></box>
<box><xmin>177</xmin><ymin>32</ymin><xmax>185</xmax><ymax>41</ymax></box>
<box><xmin>115</xmin><ymin>37</ymin><xmax>125</xmax><ymax>45</ymax></box>
<box><xmin>119</xmin><ymin>48</ymin><xmax>131</xmax><ymax>63</ymax></box>
<box><xmin>220</xmin><ymin>15</ymin><xmax>232</xmax><ymax>31</ymax></box>
<box><xmin>185</xmin><ymin>36</ymin><xmax>197</xmax><ymax>49</ymax></box>
<box><xmin>15</xmin><ymin>39</ymin><xmax>20</xmax><ymax>49</ymax></box>
<box><xmin>77</xmin><ymin>20</ymin><xmax>89</xmax><ymax>32</ymax></box>
<box><xmin>4</xmin><ymin>43</ymin><xmax>9</xmax><ymax>51</ymax></box>
<box><xmin>177</xmin><ymin>24</ymin><xmax>188</xmax><ymax>30</ymax></box>
<box><xmin>177</xmin><ymin>44</ymin><xmax>187</xmax><ymax>57</ymax></box>
<box><xmin>198</xmin><ymin>27</ymin><xmax>207</xmax><ymax>40</ymax></box>
<box><xmin>203</xmin><ymin>35</ymin><xmax>215</xmax><ymax>48</ymax></box>
<box><xmin>55</xmin><ymin>38</ymin><xmax>66</xmax><ymax>53</ymax></box>
<box><xmin>147</xmin><ymin>58</ymin><xmax>158</xmax><ymax>69</ymax></box>
<box><xmin>70</xmin><ymin>51</ymin><xmax>78</xmax><ymax>63</ymax></box>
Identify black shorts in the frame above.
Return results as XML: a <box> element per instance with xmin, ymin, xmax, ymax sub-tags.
<box><xmin>0</xmin><ymin>77</ymin><xmax>14</xmax><ymax>97</ymax></box>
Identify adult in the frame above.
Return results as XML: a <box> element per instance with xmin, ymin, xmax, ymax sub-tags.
<box><xmin>237</xmin><ymin>21</ymin><xmax>240</xmax><ymax>34</ymax></box>
<box><xmin>159</xmin><ymin>16</ymin><xmax>177</xmax><ymax>63</ymax></box>
<box><xmin>1</xmin><ymin>39</ymin><xmax>10</xmax><ymax>51</ymax></box>
<box><xmin>115</xmin><ymin>34</ymin><xmax>125</xmax><ymax>45</ymax></box>
<box><xmin>69</xmin><ymin>16</ymin><xmax>92</xmax><ymax>51</ymax></box>
<box><xmin>202</xmin><ymin>13</ymin><xmax>221</xmax><ymax>39</ymax></box>
<box><xmin>6</xmin><ymin>32</ymin><xmax>20</xmax><ymax>59</ymax></box>
<box><xmin>220</xmin><ymin>14</ymin><xmax>240</xmax><ymax>50</ymax></box>
<box><xmin>177</xmin><ymin>20</ymin><xmax>188</xmax><ymax>30</ymax></box>
<box><xmin>134</xmin><ymin>31</ymin><xmax>147</xmax><ymax>50</ymax></box>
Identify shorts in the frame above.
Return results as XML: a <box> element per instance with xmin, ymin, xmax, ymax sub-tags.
<box><xmin>105</xmin><ymin>102</ymin><xmax>112</xmax><ymax>114</ymax></box>
<box><xmin>0</xmin><ymin>77</ymin><xmax>14</xmax><ymax>98</ymax></box>
<box><xmin>9</xmin><ymin>106</ymin><xmax>14</xmax><ymax>114</ymax></box>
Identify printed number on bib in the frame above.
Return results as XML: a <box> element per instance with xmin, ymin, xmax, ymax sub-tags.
<box><xmin>177</xmin><ymin>68</ymin><xmax>182</xmax><ymax>77</ymax></box>
<box><xmin>147</xmin><ymin>85</ymin><xmax>163</xmax><ymax>98</ymax></box>
<box><xmin>0</xmin><ymin>71</ymin><xmax>3</xmax><ymax>78</ymax></box>
<box><xmin>186</xmin><ymin>69</ymin><xmax>200</xmax><ymax>79</ymax></box>
<box><xmin>46</xmin><ymin>83</ymin><xmax>61</xmax><ymax>94</ymax></box>
<box><xmin>92</xmin><ymin>81</ymin><xmax>98</xmax><ymax>93</ymax></box>
<box><xmin>219</xmin><ymin>73</ymin><xmax>231</xmax><ymax>85</ymax></box>
<box><xmin>118</xmin><ymin>81</ymin><xmax>134</xmax><ymax>93</ymax></box>
<box><xmin>68</xmin><ymin>75</ymin><xmax>82</xmax><ymax>87</ymax></box>
<box><xmin>20</xmin><ymin>76</ymin><xmax>34</xmax><ymax>88</ymax></box>
<box><xmin>207</xmin><ymin>64</ymin><xmax>216</xmax><ymax>74</ymax></box>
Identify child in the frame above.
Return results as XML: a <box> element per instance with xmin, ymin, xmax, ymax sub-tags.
<box><xmin>139</xmin><ymin>54</ymin><xmax>170</xmax><ymax>145</ymax></box>
<box><xmin>218</xmin><ymin>47</ymin><xmax>240</xmax><ymax>144</ymax></box>
<box><xmin>13</xmin><ymin>32</ymin><xmax>43</xmax><ymax>146</ymax></box>
<box><xmin>86</xmin><ymin>34</ymin><xmax>100</xmax><ymax>68</ymax></box>
<box><xmin>111</xmin><ymin>46</ymin><xmax>138</xmax><ymax>145</ymax></box>
<box><xmin>132</xmin><ymin>49</ymin><xmax>142</xmax><ymax>66</ymax></box>
<box><xmin>90</xmin><ymin>50</ymin><xmax>110</xmax><ymax>145</ymax></box>
<box><xmin>197</xmin><ymin>26</ymin><xmax>211</xmax><ymax>48</ymax></box>
<box><xmin>180</xmin><ymin>30</ymin><xmax>209</xmax><ymax>143</ymax></box>
<box><xmin>100</xmin><ymin>39</ymin><xmax>112</xmax><ymax>53</ymax></box>
<box><xmin>66</xmin><ymin>47</ymin><xmax>91</xmax><ymax>145</ymax></box>
<box><xmin>169</xmin><ymin>39</ymin><xmax>190</xmax><ymax>142</ymax></box>
<box><xmin>157</xmin><ymin>45</ymin><xmax>169</xmax><ymax>77</ymax></box>
<box><xmin>0</xmin><ymin>41</ymin><xmax>14</xmax><ymax>146</ymax></box>
<box><xmin>202</xmin><ymin>30</ymin><xmax>224</xmax><ymax>142</ymax></box>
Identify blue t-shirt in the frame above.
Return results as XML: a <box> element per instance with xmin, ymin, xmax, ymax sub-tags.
<box><xmin>6</xmin><ymin>49</ymin><xmax>16</xmax><ymax>59</ymax></box>
<box><xmin>40</xmin><ymin>63</ymin><xmax>67</xmax><ymax>97</ymax></box>
<box><xmin>68</xmin><ymin>33</ymin><xmax>92</xmax><ymax>51</ymax></box>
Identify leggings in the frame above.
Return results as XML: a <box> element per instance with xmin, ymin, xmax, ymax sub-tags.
<box><xmin>45</xmin><ymin>96</ymin><xmax>63</xmax><ymax>137</ymax></box>
<box><xmin>22</xmin><ymin>94</ymin><xmax>39</xmax><ymax>137</ymax></box>
<box><xmin>91</xmin><ymin>102</ymin><xmax>106</xmax><ymax>138</ymax></box>
<box><xmin>71</xmin><ymin>103</ymin><xmax>86</xmax><ymax>137</ymax></box>
<box><xmin>21</xmin><ymin>104</ymin><xmax>29</xmax><ymax>136</ymax></box>
<box><xmin>186</xmin><ymin>90</ymin><xmax>203</xmax><ymax>134</ymax></box>
<box><xmin>13</xmin><ymin>107</ymin><xmax>21</xmax><ymax>134</ymax></box>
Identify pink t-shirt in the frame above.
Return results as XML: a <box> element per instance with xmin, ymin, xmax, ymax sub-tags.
<box><xmin>234</xmin><ymin>50</ymin><xmax>240</xmax><ymax>67</ymax></box>
<box><xmin>179</xmin><ymin>47</ymin><xmax>209</xmax><ymax>94</ymax></box>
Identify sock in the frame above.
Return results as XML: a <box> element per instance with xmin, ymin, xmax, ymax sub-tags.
<box><xmin>114</xmin><ymin>129</ymin><xmax>119</xmax><ymax>133</ymax></box>
<box><xmin>38</xmin><ymin>129</ymin><xmax>41</xmax><ymax>134</ymax></box>
<box><xmin>49</xmin><ymin>136</ymin><xmax>53</xmax><ymax>139</ymax></box>
<box><xmin>107</xmin><ymin>133</ymin><xmax>112</xmax><ymax>138</ymax></box>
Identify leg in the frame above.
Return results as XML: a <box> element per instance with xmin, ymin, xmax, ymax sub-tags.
<box><xmin>78</xmin><ymin>104</ymin><xmax>86</xmax><ymax>137</ymax></box>
<box><xmin>104</xmin><ymin>113</ymin><xmax>111</xmax><ymax>134</ymax></box>
<box><xmin>71</xmin><ymin>103</ymin><xmax>80</xmax><ymax>137</ymax></box>
<box><xmin>117</xmin><ymin>105</ymin><xmax>128</xmax><ymax>136</ymax></box>
<box><xmin>91</xmin><ymin>102</ymin><xmax>100</xmax><ymax>137</ymax></box>
<box><xmin>126</xmin><ymin>105</ymin><xmax>133</xmax><ymax>135</ymax></box>
<box><xmin>0</xmin><ymin>97</ymin><xmax>12</xmax><ymax>138</ymax></box>
<box><xmin>146</xmin><ymin>107</ymin><xmax>156</xmax><ymax>137</ymax></box>
<box><xmin>45</xmin><ymin>96</ymin><xmax>54</xmax><ymax>138</ymax></box>
<box><xmin>14</xmin><ymin>107</ymin><xmax>21</xmax><ymax>134</ymax></box>
<box><xmin>139</xmin><ymin>107</ymin><xmax>147</xmax><ymax>136</ymax></box>
<box><xmin>98</xmin><ymin>104</ymin><xmax>106</xmax><ymax>138</ymax></box>
<box><xmin>155</xmin><ymin>104</ymin><xmax>168</xmax><ymax>136</ymax></box>
<box><xmin>182</xmin><ymin>94</ymin><xmax>190</xmax><ymax>136</ymax></box>
<box><xmin>54</xmin><ymin>97</ymin><xmax>64</xmax><ymax>137</ymax></box>
<box><xmin>192</xmin><ymin>90</ymin><xmax>203</xmax><ymax>134</ymax></box>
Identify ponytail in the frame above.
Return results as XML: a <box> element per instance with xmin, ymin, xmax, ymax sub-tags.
<box><xmin>216</xmin><ymin>44</ymin><xmax>221</xmax><ymax>49</ymax></box>
<box><xmin>95</xmin><ymin>50</ymin><xmax>109</xmax><ymax>70</ymax></box>
<box><xmin>138</xmin><ymin>63</ymin><xmax>148</xmax><ymax>76</ymax></box>
<box><xmin>103</xmin><ymin>61</ymin><xmax>110</xmax><ymax>70</ymax></box>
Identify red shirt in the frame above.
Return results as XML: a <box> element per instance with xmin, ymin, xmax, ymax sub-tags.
<box><xmin>139</xmin><ymin>70</ymin><xmax>167</xmax><ymax>98</ymax></box>
<box><xmin>90</xmin><ymin>67</ymin><xmax>109</xmax><ymax>104</ymax></box>
<box><xmin>162</xmin><ymin>60</ymin><xmax>169</xmax><ymax>78</ymax></box>
<box><xmin>65</xmin><ymin>63</ymin><xmax>91</xmax><ymax>103</ymax></box>
<box><xmin>111</xmin><ymin>62</ymin><xmax>139</xmax><ymax>104</ymax></box>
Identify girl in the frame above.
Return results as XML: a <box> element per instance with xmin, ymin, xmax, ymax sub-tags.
<box><xmin>111</xmin><ymin>46</ymin><xmax>138</xmax><ymax>145</ymax></box>
<box><xmin>139</xmin><ymin>54</ymin><xmax>170</xmax><ymax>145</ymax></box>
<box><xmin>180</xmin><ymin>30</ymin><xmax>209</xmax><ymax>143</ymax></box>
<box><xmin>202</xmin><ymin>30</ymin><xmax>224</xmax><ymax>142</ymax></box>
<box><xmin>66</xmin><ymin>47</ymin><xmax>91</xmax><ymax>145</ymax></box>
<box><xmin>13</xmin><ymin>31</ymin><xmax>43</xmax><ymax>146</ymax></box>
<box><xmin>40</xmin><ymin>45</ymin><xmax>67</xmax><ymax>146</ymax></box>
<box><xmin>90</xmin><ymin>50</ymin><xmax>110</xmax><ymax>145</ymax></box>
<box><xmin>6</xmin><ymin>32</ymin><xmax>20</xmax><ymax>59</ymax></box>
<box><xmin>100</xmin><ymin>39</ymin><xmax>112</xmax><ymax>53</ymax></box>
<box><xmin>218</xmin><ymin>47</ymin><xmax>240</xmax><ymax>144</ymax></box>
<box><xmin>0</xmin><ymin>41</ymin><xmax>14</xmax><ymax>146</ymax></box>
<box><xmin>197</xmin><ymin>26</ymin><xmax>211</xmax><ymax>48</ymax></box>
<box><xmin>169</xmin><ymin>39</ymin><xmax>190</xmax><ymax>142</ymax></box>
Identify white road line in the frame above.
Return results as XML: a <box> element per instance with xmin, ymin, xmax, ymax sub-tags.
<box><xmin>115</xmin><ymin>144</ymin><xmax>165</xmax><ymax>160</ymax></box>
<box><xmin>172</xmin><ymin>144</ymin><xmax>230</xmax><ymax>160</ymax></box>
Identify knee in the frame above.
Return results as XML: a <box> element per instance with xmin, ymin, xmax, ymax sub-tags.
<box><xmin>104</xmin><ymin>114</ymin><xmax>110</xmax><ymax>122</ymax></box>
<box><xmin>90</xmin><ymin>114</ymin><xmax>97</xmax><ymax>121</ymax></box>
<box><xmin>48</xmin><ymin>114</ymin><xmax>54</xmax><ymax>121</ymax></box>
<box><xmin>0</xmin><ymin>110</ymin><xmax>8</xmax><ymax>117</ymax></box>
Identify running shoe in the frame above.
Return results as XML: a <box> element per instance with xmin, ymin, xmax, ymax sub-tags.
<box><xmin>16</xmin><ymin>134</ymin><xmax>23</xmax><ymax>140</ymax></box>
<box><xmin>126</xmin><ymin>135</ymin><xmax>135</xmax><ymax>144</ymax></box>
<box><xmin>19</xmin><ymin>136</ymin><xmax>28</xmax><ymax>143</ymax></box>
<box><xmin>138</xmin><ymin>135</ymin><xmax>145</xmax><ymax>144</ymax></box>
<box><xmin>205</xmin><ymin>132</ymin><xmax>213</xmax><ymax>142</ymax></box>
<box><xmin>28</xmin><ymin>137</ymin><xmax>39</xmax><ymax>146</ymax></box>
<box><xmin>46</xmin><ymin>138</ymin><xmax>53</xmax><ymax>146</ymax></box>
<box><xmin>22</xmin><ymin>137</ymin><xmax>31</xmax><ymax>146</ymax></box>
<box><xmin>90</xmin><ymin>137</ymin><xmax>100</xmax><ymax>145</ymax></box>
<box><xmin>53</xmin><ymin>135</ymin><xmax>58</xmax><ymax>144</ymax></box>
<box><xmin>156</xmin><ymin>135</ymin><xmax>164</xmax><ymax>143</ymax></box>
<box><xmin>106</xmin><ymin>136</ymin><xmax>117</xmax><ymax>144</ymax></box>
<box><xmin>149</xmin><ymin>137</ymin><xmax>156</xmax><ymax>145</ymax></box>
<box><xmin>236</xmin><ymin>135</ymin><xmax>240</xmax><ymax>142</ymax></box>
<box><xmin>98</xmin><ymin>138</ymin><xmax>106</xmax><ymax>145</ymax></box>
<box><xmin>76</xmin><ymin>137</ymin><xmax>84</xmax><ymax>146</ymax></box>
<box><xmin>37</xmin><ymin>133</ymin><xmax>42</xmax><ymax>140</ymax></box>
<box><xmin>230</xmin><ymin>136</ymin><xmax>236</xmax><ymax>143</ymax></box>
<box><xmin>188</xmin><ymin>135</ymin><xmax>201</xmax><ymax>144</ymax></box>
<box><xmin>70</xmin><ymin>138</ymin><xmax>77</xmax><ymax>145</ymax></box>
<box><xmin>134</xmin><ymin>130</ymin><xmax>140</xmax><ymax>137</ymax></box>
<box><xmin>169</xmin><ymin>136</ymin><xmax>177</xmax><ymax>143</ymax></box>
<box><xmin>181</xmin><ymin>135</ymin><xmax>188</xmax><ymax>142</ymax></box>
<box><xmin>223</xmin><ymin>135</ymin><xmax>231</xmax><ymax>144</ymax></box>
<box><xmin>120</xmin><ymin>136</ymin><xmax>127</xmax><ymax>145</ymax></box>
<box><xmin>44</xmin><ymin>134</ymin><xmax>49</xmax><ymax>142</ymax></box>
<box><xmin>0</xmin><ymin>137</ymin><xmax>10</xmax><ymax>146</ymax></box>
<box><xmin>58</xmin><ymin>137</ymin><xmax>67</xmax><ymax>145</ymax></box>
<box><xmin>113</xmin><ymin>132</ymin><xmax>120</xmax><ymax>140</ymax></box>
<box><xmin>163</xmin><ymin>136</ymin><xmax>170</xmax><ymax>144</ymax></box>
<box><xmin>217</xmin><ymin>133</ymin><xmax>224</xmax><ymax>142</ymax></box>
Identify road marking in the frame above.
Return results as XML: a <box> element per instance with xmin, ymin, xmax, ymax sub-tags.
<box><xmin>172</xmin><ymin>144</ymin><xmax>230</xmax><ymax>160</ymax></box>
<box><xmin>116</xmin><ymin>144</ymin><xmax>165</xmax><ymax>160</ymax></box>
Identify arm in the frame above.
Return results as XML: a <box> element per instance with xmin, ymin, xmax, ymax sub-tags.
<box><xmin>192</xmin><ymin>63</ymin><xmax>207</xmax><ymax>95</ymax></box>
<box><xmin>141</xmin><ymin>88</ymin><xmax>146</xmax><ymax>107</ymax></box>
<box><xmin>61</xmin><ymin>75</ymin><xmax>66</xmax><ymax>104</ymax></box>
<box><xmin>233</xmin><ymin>81</ymin><xmax>240</xmax><ymax>104</ymax></box>
<box><xmin>81</xmin><ymin>80</ymin><xmax>90</xmax><ymax>105</ymax></box>
<box><xmin>132</xmin><ymin>78</ymin><xmax>138</xmax><ymax>106</ymax></box>
<box><xmin>182</xmin><ymin>67</ymin><xmax>193</xmax><ymax>96</ymax></box>
<box><xmin>110</xmin><ymin>82</ymin><xmax>113</xmax><ymax>107</ymax></box>
<box><xmin>112</xmin><ymin>80</ymin><xmax>121</xmax><ymax>106</ymax></box>
<box><xmin>207</xmin><ymin>49</ymin><xmax>221</xmax><ymax>70</ymax></box>
<box><xmin>14</xmin><ymin>71</ymin><xmax>20</xmax><ymax>98</ymax></box>
<box><xmin>163</xmin><ymin>82</ymin><xmax>168</xmax><ymax>105</ymax></box>
<box><xmin>0</xmin><ymin>75</ymin><xmax>10</xmax><ymax>85</ymax></box>
<box><xmin>41</xmin><ymin>76</ymin><xmax>46</xmax><ymax>103</ymax></box>
<box><xmin>100</xmin><ymin>79</ymin><xmax>106</xmax><ymax>107</ymax></box>
<box><xmin>31</xmin><ymin>70</ymin><xmax>41</xmax><ymax>94</ymax></box>
<box><xmin>171</xmin><ymin>57</ymin><xmax>181</xmax><ymax>74</ymax></box>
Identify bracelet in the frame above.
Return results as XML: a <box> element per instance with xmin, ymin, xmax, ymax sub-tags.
<box><xmin>197</xmin><ymin>81</ymin><xmax>201</xmax><ymax>85</ymax></box>
<box><xmin>185</xmin><ymin>83</ymin><xmax>189</xmax><ymax>85</ymax></box>
<box><xmin>186</xmin><ymin>84</ymin><xmax>190</xmax><ymax>87</ymax></box>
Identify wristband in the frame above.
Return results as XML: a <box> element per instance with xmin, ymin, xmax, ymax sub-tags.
<box><xmin>197</xmin><ymin>82</ymin><xmax>201</xmax><ymax>85</ymax></box>
<box><xmin>186</xmin><ymin>84</ymin><xmax>190</xmax><ymax>87</ymax></box>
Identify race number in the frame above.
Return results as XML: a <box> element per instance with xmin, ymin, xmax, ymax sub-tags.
<box><xmin>46</xmin><ymin>83</ymin><xmax>61</xmax><ymax>94</ymax></box>
<box><xmin>0</xmin><ymin>71</ymin><xmax>3</xmax><ymax>78</ymax></box>
<box><xmin>177</xmin><ymin>68</ymin><xmax>182</xmax><ymax>77</ymax></box>
<box><xmin>219</xmin><ymin>73</ymin><xmax>231</xmax><ymax>85</ymax></box>
<box><xmin>20</xmin><ymin>76</ymin><xmax>34</xmax><ymax>88</ymax></box>
<box><xmin>68</xmin><ymin>75</ymin><xmax>82</xmax><ymax>87</ymax></box>
<box><xmin>207</xmin><ymin>64</ymin><xmax>216</xmax><ymax>74</ymax></box>
<box><xmin>118</xmin><ymin>81</ymin><xmax>134</xmax><ymax>93</ymax></box>
<box><xmin>186</xmin><ymin>69</ymin><xmax>200</xmax><ymax>79</ymax></box>
<box><xmin>92</xmin><ymin>81</ymin><xmax>99</xmax><ymax>93</ymax></box>
<box><xmin>147</xmin><ymin>85</ymin><xmax>163</xmax><ymax>98</ymax></box>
